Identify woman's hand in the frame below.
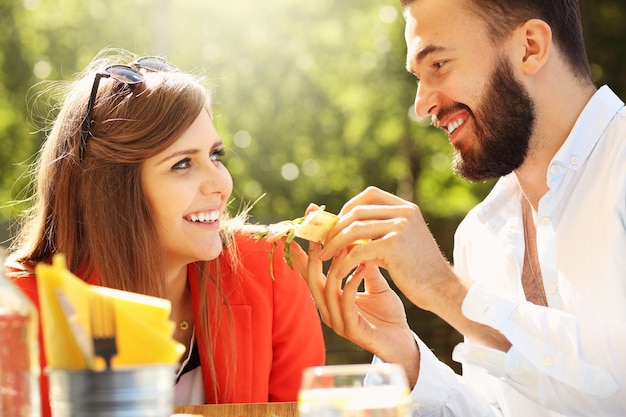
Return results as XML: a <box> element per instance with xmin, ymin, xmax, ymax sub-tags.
<box><xmin>289</xmin><ymin>240</ymin><xmax>420</xmax><ymax>387</ymax></box>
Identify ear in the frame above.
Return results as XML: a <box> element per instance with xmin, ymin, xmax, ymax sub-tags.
<box><xmin>517</xmin><ymin>19</ymin><xmax>552</xmax><ymax>76</ymax></box>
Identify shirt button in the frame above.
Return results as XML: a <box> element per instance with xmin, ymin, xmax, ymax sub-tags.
<box><xmin>548</xmin><ymin>284</ymin><xmax>557</xmax><ymax>294</ymax></box>
<box><xmin>544</xmin><ymin>357</ymin><xmax>554</xmax><ymax>366</ymax></box>
<box><xmin>550</xmin><ymin>165</ymin><xmax>558</xmax><ymax>174</ymax></box>
<box><xmin>571</xmin><ymin>156</ymin><xmax>579</xmax><ymax>165</ymax></box>
<box><xmin>541</xmin><ymin>217</ymin><xmax>551</xmax><ymax>225</ymax></box>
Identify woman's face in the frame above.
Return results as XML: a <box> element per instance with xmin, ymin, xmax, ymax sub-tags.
<box><xmin>141</xmin><ymin>110</ymin><xmax>233</xmax><ymax>271</ymax></box>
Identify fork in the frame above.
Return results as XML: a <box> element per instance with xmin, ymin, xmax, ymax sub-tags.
<box><xmin>89</xmin><ymin>291</ymin><xmax>118</xmax><ymax>371</ymax></box>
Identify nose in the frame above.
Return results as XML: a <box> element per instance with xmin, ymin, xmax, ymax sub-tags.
<box><xmin>200</xmin><ymin>164</ymin><xmax>233</xmax><ymax>199</ymax></box>
<box><xmin>413</xmin><ymin>81</ymin><xmax>441</xmax><ymax>118</ymax></box>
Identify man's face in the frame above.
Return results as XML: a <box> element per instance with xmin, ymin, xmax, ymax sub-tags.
<box><xmin>448</xmin><ymin>57</ymin><xmax>535</xmax><ymax>181</ymax></box>
<box><xmin>404</xmin><ymin>0</ymin><xmax>536</xmax><ymax>181</ymax></box>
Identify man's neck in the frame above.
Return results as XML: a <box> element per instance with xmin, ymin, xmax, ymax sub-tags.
<box><xmin>515</xmin><ymin>75</ymin><xmax>596</xmax><ymax>209</ymax></box>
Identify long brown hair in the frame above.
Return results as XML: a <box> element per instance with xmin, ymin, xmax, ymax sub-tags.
<box><xmin>7</xmin><ymin>48</ymin><xmax>238</xmax><ymax>398</ymax></box>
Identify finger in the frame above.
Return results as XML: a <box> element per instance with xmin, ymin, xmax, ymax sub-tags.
<box><xmin>360</xmin><ymin>263</ymin><xmax>391</xmax><ymax>294</ymax></box>
<box><xmin>323</xmin><ymin>204</ymin><xmax>420</xmax><ymax>259</ymax></box>
<box><xmin>327</xmin><ymin>241</ymin><xmax>381</xmax><ymax>282</ymax></box>
<box><xmin>305</xmin><ymin>202</ymin><xmax>322</xmax><ymax>215</ymax></box>
<box><xmin>321</xmin><ymin>217</ymin><xmax>397</xmax><ymax>260</ymax></box>
<box><xmin>288</xmin><ymin>240</ymin><xmax>308</xmax><ymax>278</ymax></box>
<box><xmin>326</xmin><ymin>188</ymin><xmax>389</xmax><ymax>246</ymax></box>
<box><xmin>325</xmin><ymin>247</ymin><xmax>354</xmax><ymax>282</ymax></box>
<box><xmin>340</xmin><ymin>264</ymin><xmax>366</xmax><ymax>330</ymax></box>
<box><xmin>338</xmin><ymin>187</ymin><xmax>407</xmax><ymax>217</ymax></box>
<box><xmin>306</xmin><ymin>242</ymin><xmax>328</xmax><ymax>315</ymax></box>
<box><xmin>324</xmin><ymin>250</ymin><xmax>348</xmax><ymax>334</ymax></box>
<box><xmin>300</xmin><ymin>242</ymin><xmax>331</xmax><ymax>324</ymax></box>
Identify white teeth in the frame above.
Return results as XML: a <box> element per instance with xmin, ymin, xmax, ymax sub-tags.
<box><xmin>187</xmin><ymin>210</ymin><xmax>220</xmax><ymax>223</ymax></box>
<box><xmin>447</xmin><ymin>118</ymin><xmax>464</xmax><ymax>134</ymax></box>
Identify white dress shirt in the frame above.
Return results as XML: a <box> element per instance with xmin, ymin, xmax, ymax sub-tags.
<box><xmin>400</xmin><ymin>85</ymin><xmax>626</xmax><ymax>416</ymax></box>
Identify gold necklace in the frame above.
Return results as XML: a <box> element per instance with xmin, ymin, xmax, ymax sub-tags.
<box><xmin>177</xmin><ymin>282</ymin><xmax>193</xmax><ymax>331</ymax></box>
<box><xmin>522</xmin><ymin>201</ymin><xmax>548</xmax><ymax>306</ymax></box>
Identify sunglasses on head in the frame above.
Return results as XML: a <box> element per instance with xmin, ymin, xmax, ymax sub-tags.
<box><xmin>78</xmin><ymin>56</ymin><xmax>178</xmax><ymax>163</ymax></box>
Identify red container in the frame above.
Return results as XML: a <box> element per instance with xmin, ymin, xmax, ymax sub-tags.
<box><xmin>0</xmin><ymin>314</ymin><xmax>33</xmax><ymax>416</ymax></box>
<box><xmin>0</xmin><ymin>268</ymin><xmax>41</xmax><ymax>417</ymax></box>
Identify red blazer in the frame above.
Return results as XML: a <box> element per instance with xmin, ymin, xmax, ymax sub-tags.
<box><xmin>9</xmin><ymin>234</ymin><xmax>325</xmax><ymax>417</ymax></box>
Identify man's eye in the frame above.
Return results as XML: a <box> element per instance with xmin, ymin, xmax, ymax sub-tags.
<box><xmin>172</xmin><ymin>157</ymin><xmax>191</xmax><ymax>170</ymax></box>
<box><xmin>434</xmin><ymin>61</ymin><xmax>446</xmax><ymax>70</ymax></box>
<box><xmin>211</xmin><ymin>148</ymin><xmax>226</xmax><ymax>162</ymax></box>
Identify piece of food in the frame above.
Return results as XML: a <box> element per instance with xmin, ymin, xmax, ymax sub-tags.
<box><xmin>294</xmin><ymin>209</ymin><xmax>339</xmax><ymax>243</ymax></box>
<box><xmin>251</xmin><ymin>205</ymin><xmax>337</xmax><ymax>244</ymax></box>
<box><xmin>249</xmin><ymin>205</ymin><xmax>338</xmax><ymax>277</ymax></box>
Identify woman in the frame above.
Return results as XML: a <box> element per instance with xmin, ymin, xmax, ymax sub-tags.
<box><xmin>5</xmin><ymin>49</ymin><xmax>325</xmax><ymax>416</ymax></box>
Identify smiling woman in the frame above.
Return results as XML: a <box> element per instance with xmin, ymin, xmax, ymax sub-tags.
<box><xmin>141</xmin><ymin>110</ymin><xmax>233</xmax><ymax>267</ymax></box>
<box><xmin>3</xmin><ymin>48</ymin><xmax>325</xmax><ymax>417</ymax></box>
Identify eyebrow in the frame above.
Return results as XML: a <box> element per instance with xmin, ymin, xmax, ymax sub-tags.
<box><xmin>406</xmin><ymin>44</ymin><xmax>447</xmax><ymax>73</ymax></box>
<box><xmin>156</xmin><ymin>140</ymin><xmax>224</xmax><ymax>165</ymax></box>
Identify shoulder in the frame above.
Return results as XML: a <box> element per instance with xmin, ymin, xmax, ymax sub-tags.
<box><xmin>4</xmin><ymin>263</ymin><xmax>40</xmax><ymax>306</ymax></box>
<box><xmin>5</xmin><ymin>262</ymin><xmax>37</xmax><ymax>283</ymax></box>
<box><xmin>220</xmin><ymin>233</ymin><xmax>274</xmax><ymax>274</ymax></box>
<box><xmin>219</xmin><ymin>233</ymin><xmax>305</xmax><ymax>289</ymax></box>
<box><xmin>229</xmin><ymin>232</ymin><xmax>278</xmax><ymax>256</ymax></box>
<box><xmin>457</xmin><ymin>175</ymin><xmax>519</xmax><ymax>235</ymax></box>
<box><xmin>222</xmin><ymin>233</ymin><xmax>293</xmax><ymax>270</ymax></box>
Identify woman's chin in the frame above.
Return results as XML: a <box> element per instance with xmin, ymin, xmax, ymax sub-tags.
<box><xmin>197</xmin><ymin>240</ymin><xmax>225</xmax><ymax>262</ymax></box>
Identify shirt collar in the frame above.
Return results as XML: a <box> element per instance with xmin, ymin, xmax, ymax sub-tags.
<box><xmin>476</xmin><ymin>86</ymin><xmax>625</xmax><ymax>222</ymax></box>
<box><xmin>475</xmin><ymin>174</ymin><xmax>521</xmax><ymax>226</ymax></box>
<box><xmin>552</xmin><ymin>85</ymin><xmax>625</xmax><ymax>172</ymax></box>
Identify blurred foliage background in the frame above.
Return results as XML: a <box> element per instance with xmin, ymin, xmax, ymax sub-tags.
<box><xmin>1</xmin><ymin>0</ymin><xmax>625</xmax><ymax>368</ymax></box>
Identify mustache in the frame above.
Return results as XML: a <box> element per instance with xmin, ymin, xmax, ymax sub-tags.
<box><xmin>432</xmin><ymin>103</ymin><xmax>473</xmax><ymax>129</ymax></box>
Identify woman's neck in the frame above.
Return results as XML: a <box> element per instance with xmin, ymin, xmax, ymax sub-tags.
<box><xmin>167</xmin><ymin>264</ymin><xmax>195</xmax><ymax>358</ymax></box>
<box><xmin>167</xmin><ymin>265</ymin><xmax>189</xmax><ymax>308</ymax></box>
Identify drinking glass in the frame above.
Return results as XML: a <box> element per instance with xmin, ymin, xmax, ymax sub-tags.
<box><xmin>298</xmin><ymin>363</ymin><xmax>411</xmax><ymax>417</ymax></box>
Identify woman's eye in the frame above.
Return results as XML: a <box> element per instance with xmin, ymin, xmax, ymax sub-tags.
<box><xmin>211</xmin><ymin>148</ymin><xmax>225</xmax><ymax>163</ymax></box>
<box><xmin>172</xmin><ymin>157</ymin><xmax>191</xmax><ymax>170</ymax></box>
<box><xmin>434</xmin><ymin>61</ymin><xmax>447</xmax><ymax>70</ymax></box>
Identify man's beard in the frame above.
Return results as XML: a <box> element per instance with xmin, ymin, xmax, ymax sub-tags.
<box><xmin>448</xmin><ymin>58</ymin><xmax>536</xmax><ymax>181</ymax></box>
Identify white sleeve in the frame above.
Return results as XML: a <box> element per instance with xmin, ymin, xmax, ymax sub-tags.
<box><xmin>457</xmin><ymin>283</ymin><xmax>625</xmax><ymax>415</ymax></box>
<box><xmin>373</xmin><ymin>335</ymin><xmax>501</xmax><ymax>417</ymax></box>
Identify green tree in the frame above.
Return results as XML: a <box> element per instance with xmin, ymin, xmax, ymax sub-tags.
<box><xmin>1</xmin><ymin>0</ymin><xmax>625</xmax><ymax>367</ymax></box>
<box><xmin>0</xmin><ymin>0</ymin><xmax>37</xmax><ymax>217</ymax></box>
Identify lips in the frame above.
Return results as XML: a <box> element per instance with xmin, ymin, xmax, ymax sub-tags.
<box><xmin>434</xmin><ymin>108</ymin><xmax>471</xmax><ymax>145</ymax></box>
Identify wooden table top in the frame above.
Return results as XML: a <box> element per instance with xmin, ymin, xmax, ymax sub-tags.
<box><xmin>173</xmin><ymin>402</ymin><xmax>298</xmax><ymax>417</ymax></box>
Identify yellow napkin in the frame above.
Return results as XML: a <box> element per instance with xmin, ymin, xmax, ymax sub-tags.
<box><xmin>36</xmin><ymin>254</ymin><xmax>185</xmax><ymax>370</ymax></box>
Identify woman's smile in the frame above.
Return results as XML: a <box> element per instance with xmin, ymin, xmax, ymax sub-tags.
<box><xmin>184</xmin><ymin>208</ymin><xmax>221</xmax><ymax>224</ymax></box>
<box><xmin>141</xmin><ymin>109</ymin><xmax>233</xmax><ymax>267</ymax></box>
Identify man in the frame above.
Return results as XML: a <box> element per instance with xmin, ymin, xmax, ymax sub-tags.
<box><xmin>291</xmin><ymin>0</ymin><xmax>626</xmax><ymax>415</ymax></box>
